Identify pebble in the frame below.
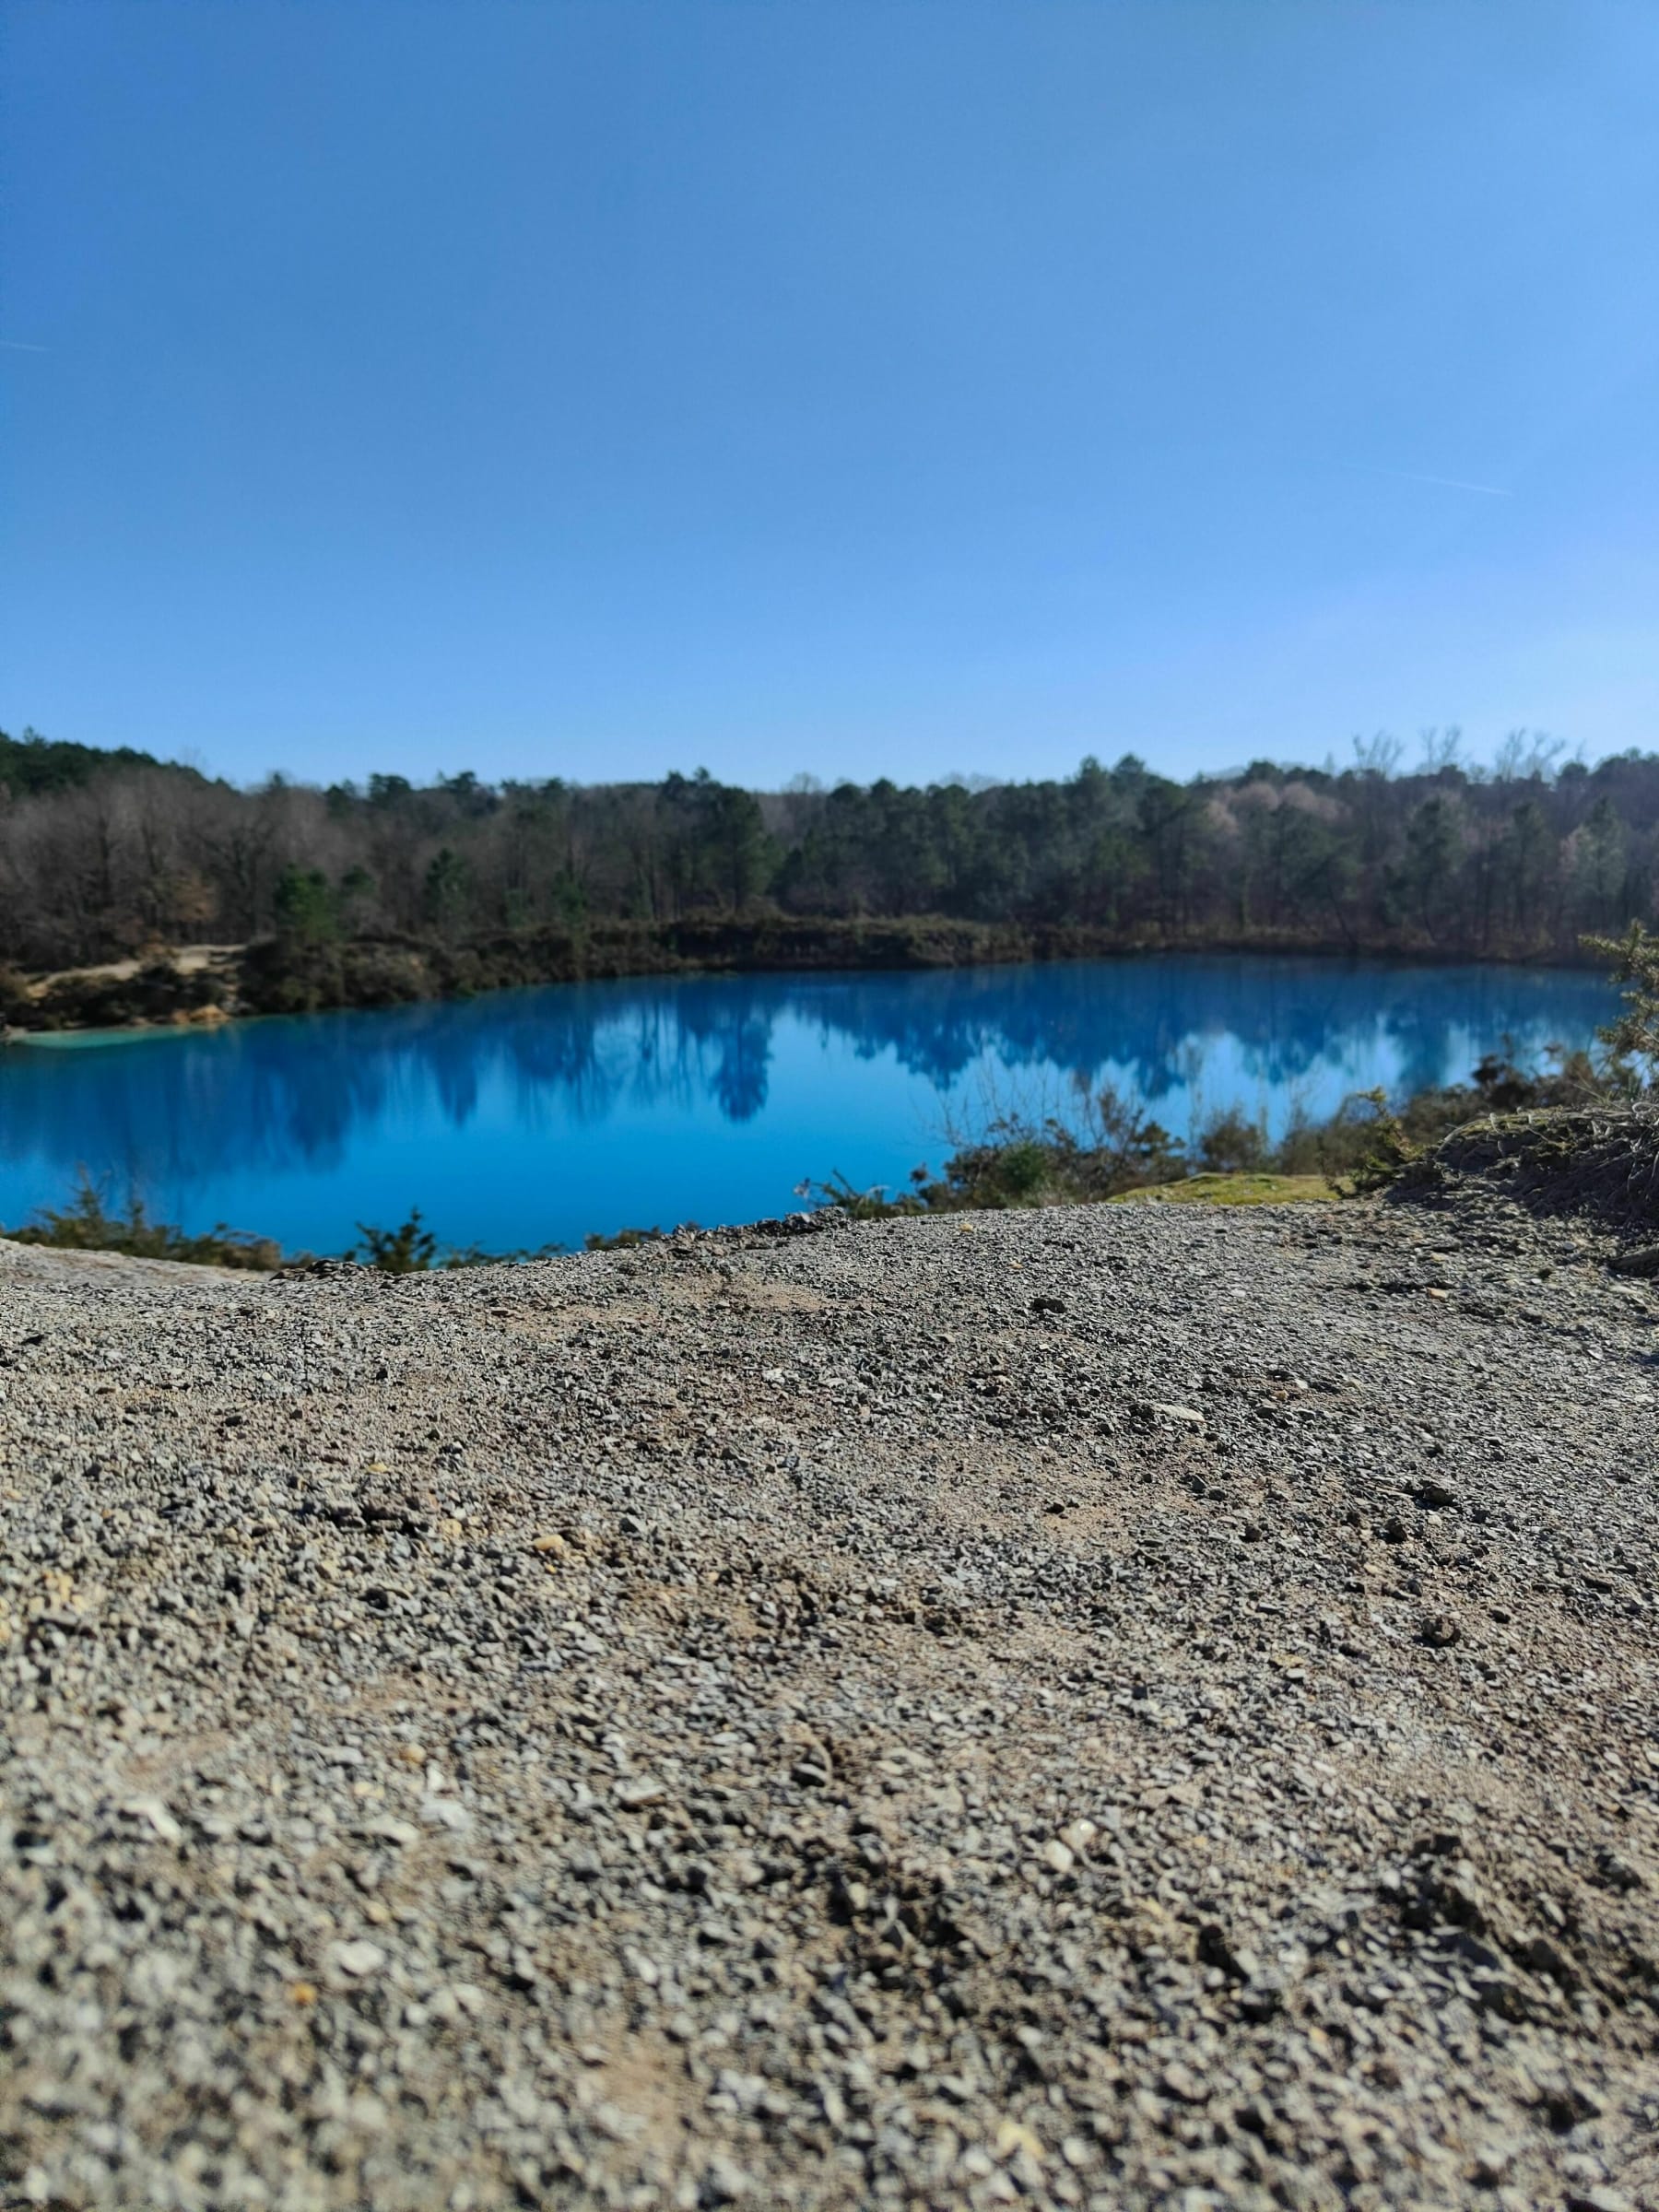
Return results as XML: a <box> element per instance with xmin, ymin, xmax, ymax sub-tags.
<box><xmin>329</xmin><ymin>1938</ymin><xmax>389</xmax><ymax>1978</ymax></box>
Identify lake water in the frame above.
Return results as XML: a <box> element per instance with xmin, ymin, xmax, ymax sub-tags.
<box><xmin>0</xmin><ymin>956</ymin><xmax>1613</xmax><ymax>1257</ymax></box>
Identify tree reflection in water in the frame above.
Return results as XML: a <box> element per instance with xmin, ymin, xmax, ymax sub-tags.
<box><xmin>0</xmin><ymin>957</ymin><xmax>1611</xmax><ymax>1250</ymax></box>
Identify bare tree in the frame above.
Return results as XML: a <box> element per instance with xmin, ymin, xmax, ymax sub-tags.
<box><xmin>1492</xmin><ymin>728</ymin><xmax>1565</xmax><ymax>783</ymax></box>
<box><xmin>1351</xmin><ymin>731</ymin><xmax>1405</xmax><ymax>778</ymax></box>
<box><xmin>1418</xmin><ymin>725</ymin><xmax>1464</xmax><ymax>774</ymax></box>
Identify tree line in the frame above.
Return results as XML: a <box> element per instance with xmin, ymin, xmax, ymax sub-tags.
<box><xmin>1</xmin><ymin>723</ymin><xmax>1655</xmax><ymax>976</ymax></box>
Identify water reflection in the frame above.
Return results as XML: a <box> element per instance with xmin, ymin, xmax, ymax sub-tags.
<box><xmin>0</xmin><ymin>956</ymin><xmax>1612</xmax><ymax>1245</ymax></box>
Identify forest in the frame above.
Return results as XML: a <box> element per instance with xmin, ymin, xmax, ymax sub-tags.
<box><xmin>2</xmin><ymin>724</ymin><xmax>1656</xmax><ymax>1008</ymax></box>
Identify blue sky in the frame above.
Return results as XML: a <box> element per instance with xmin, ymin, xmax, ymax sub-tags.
<box><xmin>4</xmin><ymin>2</ymin><xmax>1656</xmax><ymax>790</ymax></box>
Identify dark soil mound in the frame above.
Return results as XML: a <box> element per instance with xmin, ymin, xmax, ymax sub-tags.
<box><xmin>1407</xmin><ymin>1101</ymin><xmax>1659</xmax><ymax>1240</ymax></box>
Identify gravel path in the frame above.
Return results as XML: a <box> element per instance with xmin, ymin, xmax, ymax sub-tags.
<box><xmin>2</xmin><ymin>1198</ymin><xmax>1656</xmax><ymax>2212</ymax></box>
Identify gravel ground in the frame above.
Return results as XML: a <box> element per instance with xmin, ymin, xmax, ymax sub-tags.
<box><xmin>2</xmin><ymin>1195</ymin><xmax>1656</xmax><ymax>2212</ymax></box>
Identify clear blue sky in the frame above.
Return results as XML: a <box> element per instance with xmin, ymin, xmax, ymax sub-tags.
<box><xmin>4</xmin><ymin>3</ymin><xmax>1657</xmax><ymax>790</ymax></box>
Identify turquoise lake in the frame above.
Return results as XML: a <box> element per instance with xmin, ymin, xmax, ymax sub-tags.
<box><xmin>0</xmin><ymin>957</ymin><xmax>1614</xmax><ymax>1256</ymax></box>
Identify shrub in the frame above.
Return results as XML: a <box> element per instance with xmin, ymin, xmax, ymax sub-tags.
<box><xmin>1586</xmin><ymin>921</ymin><xmax>1659</xmax><ymax>1074</ymax></box>
<box><xmin>1194</xmin><ymin>1107</ymin><xmax>1269</xmax><ymax>1175</ymax></box>
<box><xmin>3</xmin><ymin>1173</ymin><xmax>281</xmax><ymax>1268</ymax></box>
<box><xmin>351</xmin><ymin>1211</ymin><xmax>439</xmax><ymax>1273</ymax></box>
<box><xmin>350</xmin><ymin>1208</ymin><xmax>561</xmax><ymax>1269</ymax></box>
<box><xmin>800</xmin><ymin>1084</ymin><xmax>1187</xmax><ymax>1216</ymax></box>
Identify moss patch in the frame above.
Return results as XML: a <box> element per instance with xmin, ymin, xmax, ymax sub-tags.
<box><xmin>1108</xmin><ymin>1172</ymin><xmax>1338</xmax><ymax>1207</ymax></box>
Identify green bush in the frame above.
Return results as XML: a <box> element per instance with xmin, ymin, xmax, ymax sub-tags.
<box><xmin>800</xmin><ymin>1084</ymin><xmax>1188</xmax><ymax>1217</ymax></box>
<box><xmin>349</xmin><ymin>1208</ymin><xmax>560</xmax><ymax>1270</ymax></box>
<box><xmin>801</xmin><ymin>1046</ymin><xmax>1621</xmax><ymax>1221</ymax></box>
<box><xmin>3</xmin><ymin>1173</ymin><xmax>281</xmax><ymax>1269</ymax></box>
<box><xmin>1194</xmin><ymin>1107</ymin><xmax>1270</xmax><ymax>1175</ymax></box>
<box><xmin>1586</xmin><ymin>921</ymin><xmax>1659</xmax><ymax>1073</ymax></box>
<box><xmin>350</xmin><ymin>1210</ymin><xmax>440</xmax><ymax>1273</ymax></box>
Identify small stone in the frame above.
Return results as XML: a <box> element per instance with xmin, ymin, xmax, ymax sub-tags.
<box><xmin>366</xmin><ymin>1818</ymin><xmax>420</xmax><ymax>1846</ymax></box>
<box><xmin>1472</xmin><ymin>2143</ymin><xmax>1516</xmax><ymax>2187</ymax></box>
<box><xmin>329</xmin><ymin>1939</ymin><xmax>387</xmax><ymax>1978</ymax></box>
<box><xmin>1241</xmin><ymin>1972</ymin><xmax>1286</xmax><ymax>2021</ymax></box>
<box><xmin>700</xmin><ymin>2154</ymin><xmax>755</xmax><ymax>2202</ymax></box>
<box><xmin>1159</xmin><ymin>2061</ymin><xmax>1206</xmax><ymax>2104</ymax></box>
<box><xmin>1041</xmin><ymin>1838</ymin><xmax>1076</xmax><ymax>1876</ymax></box>
<box><xmin>1593</xmin><ymin>1846</ymin><xmax>1642</xmax><ymax>1893</ymax></box>
<box><xmin>1419</xmin><ymin>1613</ymin><xmax>1461</xmax><ymax>1648</ymax></box>
<box><xmin>119</xmin><ymin>1795</ymin><xmax>182</xmax><ymax>1845</ymax></box>
<box><xmin>613</xmin><ymin>1776</ymin><xmax>666</xmax><ymax>1810</ymax></box>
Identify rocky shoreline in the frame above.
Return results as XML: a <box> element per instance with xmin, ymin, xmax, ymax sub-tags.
<box><xmin>2</xmin><ymin>1194</ymin><xmax>1655</xmax><ymax>2209</ymax></box>
<box><xmin>2</xmin><ymin>924</ymin><xmax>1611</xmax><ymax>1038</ymax></box>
